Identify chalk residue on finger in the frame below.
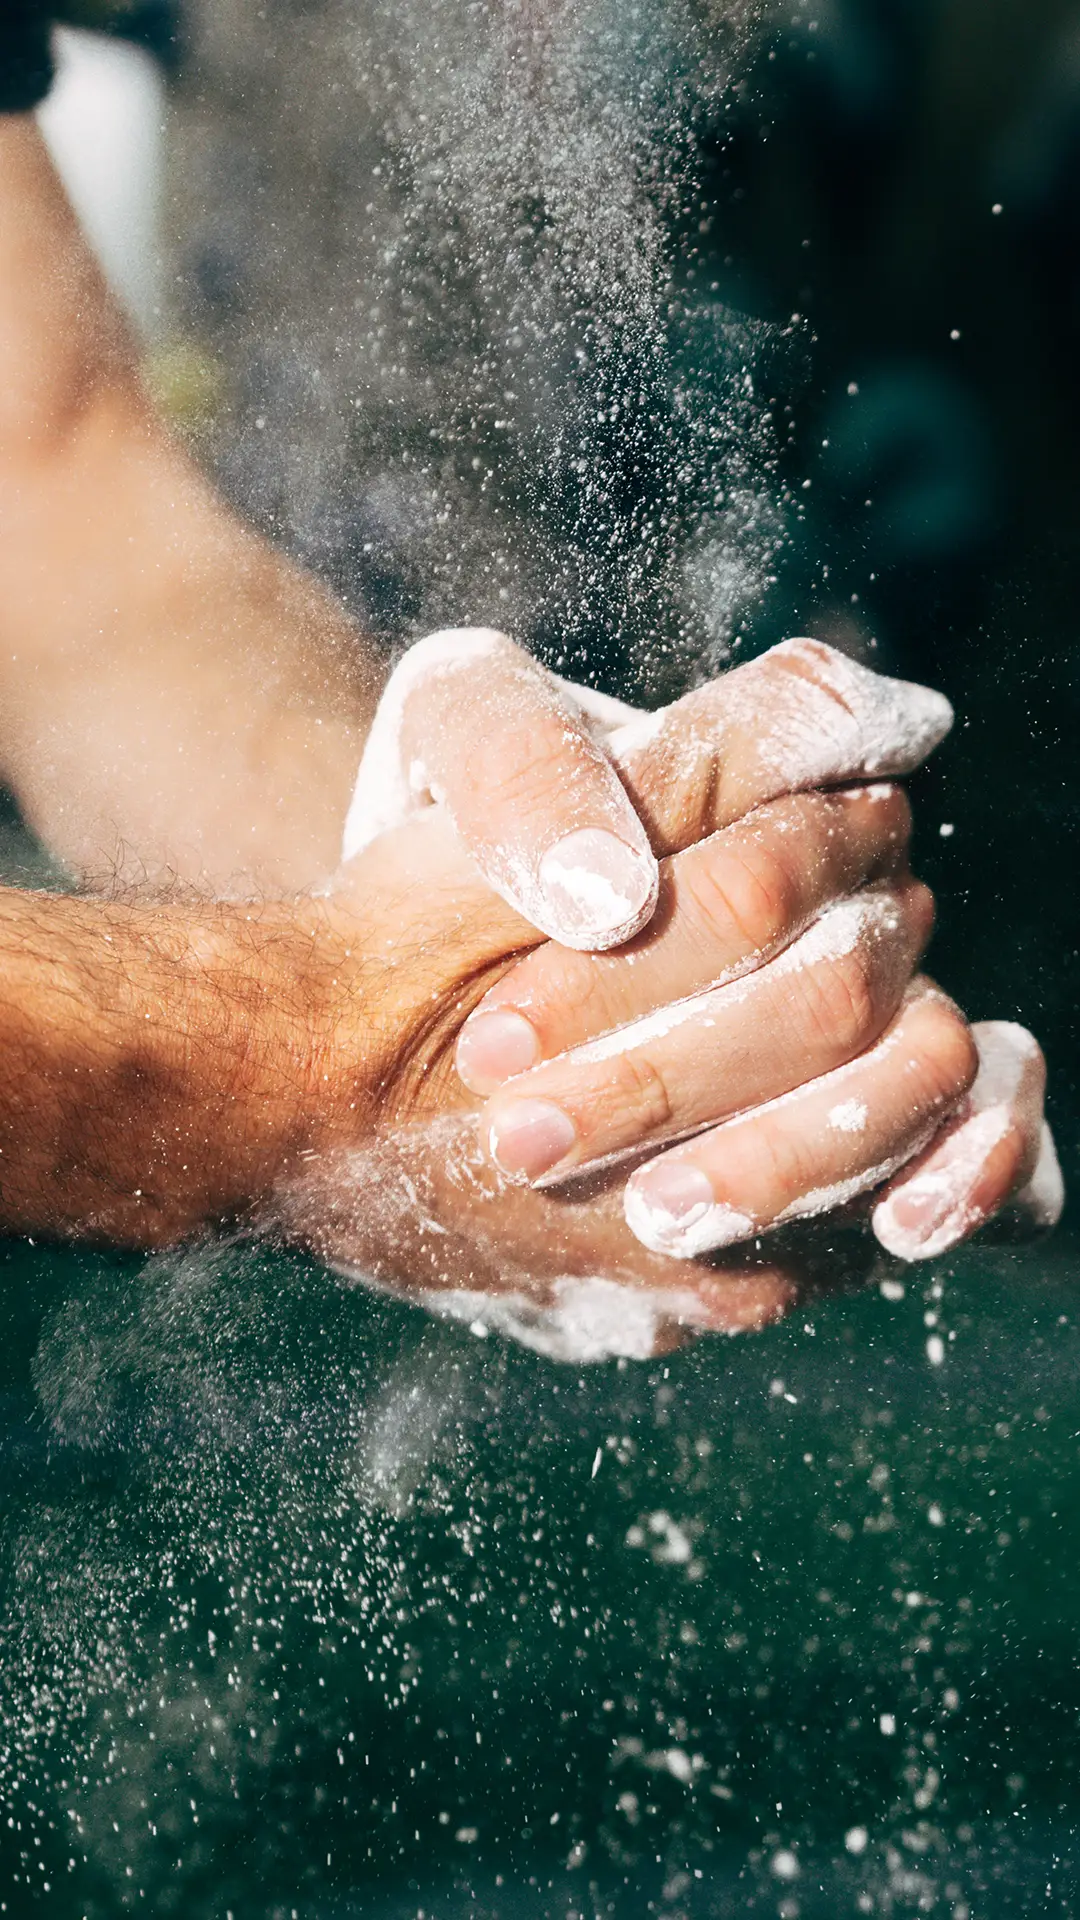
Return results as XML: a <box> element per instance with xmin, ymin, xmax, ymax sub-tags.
<box><xmin>342</xmin><ymin>627</ymin><xmax>505</xmax><ymax>861</ymax></box>
<box><xmin>563</xmin><ymin>891</ymin><xmax>905</xmax><ymax>1073</ymax></box>
<box><xmin>409</xmin><ymin>1276</ymin><xmax>709</xmax><ymax>1363</ymax></box>
<box><xmin>341</xmin><ymin>626</ymin><xmax>658</xmax><ymax>950</ymax></box>
<box><xmin>624</xmin><ymin>1124</ymin><xmax>927</xmax><ymax>1264</ymax></box>
<box><xmin>872</xmin><ymin>1020</ymin><xmax>1063</xmax><ymax>1260</ymax></box>
<box><xmin>1014</xmin><ymin>1122</ymin><xmax>1065</xmax><ymax>1230</ymax></box>
<box><xmin>621</xmin><ymin>978</ymin><xmax>947</xmax><ymax>1260</ymax></box>
<box><xmin>533</xmin><ymin>825</ymin><xmax>658</xmax><ymax>952</ymax></box>
<box><xmin>743</xmin><ymin>638</ymin><xmax>954</xmax><ymax>789</ymax></box>
<box><xmin>624</xmin><ymin>1181</ymin><xmax>754</xmax><ymax>1261</ymax></box>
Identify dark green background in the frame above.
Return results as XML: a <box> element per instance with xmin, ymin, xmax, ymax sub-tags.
<box><xmin>5</xmin><ymin>2</ymin><xmax>1080</xmax><ymax>1915</ymax></box>
<box><xmin>2</xmin><ymin>1230</ymin><xmax>1079</xmax><ymax>1917</ymax></box>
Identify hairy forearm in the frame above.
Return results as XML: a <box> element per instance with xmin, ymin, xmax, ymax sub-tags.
<box><xmin>0</xmin><ymin>118</ymin><xmax>385</xmax><ymax>894</ymax></box>
<box><xmin>0</xmin><ymin>885</ymin><xmax>366</xmax><ymax>1245</ymax></box>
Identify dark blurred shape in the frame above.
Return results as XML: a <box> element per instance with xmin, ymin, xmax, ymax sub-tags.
<box><xmin>0</xmin><ymin>1</ymin><xmax>54</xmax><ymax>110</ymax></box>
<box><xmin>59</xmin><ymin>0</ymin><xmax>181</xmax><ymax>69</ymax></box>
<box><xmin>698</xmin><ymin>0</ymin><xmax>1080</xmax><ymax>1172</ymax></box>
<box><xmin>818</xmin><ymin>363</ymin><xmax>997</xmax><ymax>563</ymax></box>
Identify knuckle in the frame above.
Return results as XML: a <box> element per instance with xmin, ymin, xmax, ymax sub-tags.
<box><xmin>607</xmin><ymin>1048</ymin><xmax>676</xmax><ymax>1137</ymax></box>
<box><xmin>483</xmin><ymin>727</ymin><xmax>580</xmax><ymax>809</ymax></box>
<box><xmin>761</xmin><ymin>636</ymin><xmax>846</xmax><ymax>703</ymax></box>
<box><xmin>724</xmin><ymin>1116</ymin><xmax>810</xmax><ymax>1216</ymax></box>
<box><xmin>796</xmin><ymin>947</ymin><xmax>879</xmax><ymax>1058</ymax></box>
<box><xmin>907</xmin><ymin>1000</ymin><xmax>979</xmax><ymax>1111</ymax></box>
<box><xmin>688</xmin><ymin>837</ymin><xmax>800</xmax><ymax>957</ymax></box>
<box><xmin>527</xmin><ymin>946</ymin><xmax>611</xmax><ymax>1033</ymax></box>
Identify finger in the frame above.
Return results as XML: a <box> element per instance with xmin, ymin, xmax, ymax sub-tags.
<box><xmin>342</xmin><ymin>628</ymin><xmax>658</xmax><ymax>950</ymax></box>
<box><xmin>871</xmin><ymin>1020</ymin><xmax>1064</xmax><ymax>1260</ymax></box>
<box><xmin>482</xmin><ymin>882</ymin><xmax>933</xmax><ymax>1186</ymax></box>
<box><xmin>550</xmin><ymin>677</ymin><xmax>646</xmax><ymax>733</ymax></box>
<box><xmin>456</xmin><ymin>783</ymin><xmax>912</xmax><ymax>1092</ymax></box>
<box><xmin>607</xmin><ymin>637</ymin><xmax>953</xmax><ymax>856</ymax></box>
<box><xmin>279</xmin><ymin>1114</ymin><xmax>797</xmax><ymax>1355</ymax></box>
<box><xmin>408</xmin><ymin>1245</ymin><xmax>798</xmax><ymax>1350</ymax></box>
<box><xmin>622</xmin><ymin>982</ymin><xmax>977</xmax><ymax>1259</ymax></box>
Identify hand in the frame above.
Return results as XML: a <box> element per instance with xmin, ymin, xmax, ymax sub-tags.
<box><xmin>0</xmin><ymin>751</ymin><xmax>1031</xmax><ymax>1368</ymax></box>
<box><xmin>280</xmin><ymin>1112</ymin><xmax>882</xmax><ymax>1363</ymax></box>
<box><xmin>0</xmin><ymin>846</ymin><xmax>878</xmax><ymax>1365</ymax></box>
<box><xmin>264</xmin><ymin>642</ymin><xmax>968</xmax><ymax>1342</ymax></box>
<box><xmin>272</xmin><ymin>790</ymin><xmax>920</xmax><ymax>1357</ymax></box>
<box><xmin>342</xmin><ymin>624</ymin><xmax>953</xmax><ymax>949</ymax></box>
<box><xmin>0</xmin><ymin>121</ymin><xmax>1056</xmax><ymax>1316</ymax></box>
<box><xmin>364</xmin><ymin>631</ymin><xmax>1058</xmax><ymax>1266</ymax></box>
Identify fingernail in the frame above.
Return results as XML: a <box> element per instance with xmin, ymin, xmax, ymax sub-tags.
<box><xmin>538</xmin><ymin>828</ymin><xmax>657</xmax><ymax>951</ymax></box>
<box><xmin>456</xmin><ymin>1008</ymin><xmax>540</xmax><ymax>1092</ymax></box>
<box><xmin>872</xmin><ymin>1107</ymin><xmax>1014</xmax><ymax>1260</ymax></box>
<box><xmin>624</xmin><ymin>1162</ymin><xmax>753</xmax><ymax>1259</ymax></box>
<box><xmin>872</xmin><ymin>1170</ymin><xmax>969</xmax><ymax>1261</ymax></box>
<box><xmin>874</xmin><ymin>1181</ymin><xmax>951</xmax><ymax>1247</ymax></box>
<box><xmin>488</xmin><ymin>1098</ymin><xmax>577</xmax><ymax>1182</ymax></box>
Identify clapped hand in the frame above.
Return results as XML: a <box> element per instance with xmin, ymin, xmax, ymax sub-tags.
<box><xmin>278</xmin><ymin>633</ymin><xmax>1059</xmax><ymax>1355</ymax></box>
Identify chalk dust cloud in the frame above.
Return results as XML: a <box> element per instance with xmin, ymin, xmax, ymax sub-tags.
<box><xmin>170</xmin><ymin>0</ymin><xmax>785</xmax><ymax>696</ymax></box>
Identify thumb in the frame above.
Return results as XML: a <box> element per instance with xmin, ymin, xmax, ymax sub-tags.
<box><xmin>342</xmin><ymin>629</ymin><xmax>658</xmax><ymax>951</ymax></box>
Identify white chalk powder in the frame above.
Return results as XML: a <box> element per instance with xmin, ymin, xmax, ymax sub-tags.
<box><xmin>537</xmin><ymin>845</ymin><xmax>641</xmax><ymax>930</ymax></box>
<box><xmin>411</xmin><ymin>1275</ymin><xmax>708</xmax><ymax>1363</ymax></box>
<box><xmin>1016</xmin><ymin>1121</ymin><xmax>1065</xmax><ymax>1229</ymax></box>
<box><xmin>872</xmin><ymin>1021</ymin><xmax>1063</xmax><ymax>1260</ymax></box>
<box><xmin>623</xmin><ymin>1185</ymin><xmax>754</xmax><ymax>1261</ymax></box>
<box><xmin>343</xmin><ymin>627</ymin><xmax>504</xmax><ymax>860</ymax></box>
<box><xmin>341</xmin><ymin>627</ymin><xmax>659</xmax><ymax>950</ymax></box>
<box><xmin>565</xmin><ymin>891</ymin><xmax>901</xmax><ymax>1070</ymax></box>
<box><xmin>745</xmin><ymin>638</ymin><xmax>954</xmax><ymax>789</ymax></box>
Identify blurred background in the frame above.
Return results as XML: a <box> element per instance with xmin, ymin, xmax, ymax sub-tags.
<box><xmin>5</xmin><ymin>2</ymin><xmax>1080</xmax><ymax>1916</ymax></box>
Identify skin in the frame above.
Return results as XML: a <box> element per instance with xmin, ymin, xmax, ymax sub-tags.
<box><xmin>0</xmin><ymin>117</ymin><xmax>382</xmax><ymax>893</ymax></box>
<box><xmin>0</xmin><ymin>803</ymin><xmax>963</xmax><ymax>1346</ymax></box>
<box><xmin>0</xmin><ymin>116</ymin><xmax>1056</xmax><ymax>1323</ymax></box>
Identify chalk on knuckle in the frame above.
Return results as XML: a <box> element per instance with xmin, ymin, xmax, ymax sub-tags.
<box><xmin>342</xmin><ymin>628</ymin><xmax>516</xmax><ymax>860</ymax></box>
<box><xmin>743</xmin><ymin>637</ymin><xmax>953</xmax><ymax>788</ymax></box>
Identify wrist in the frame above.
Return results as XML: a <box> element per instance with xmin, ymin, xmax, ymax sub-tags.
<box><xmin>137</xmin><ymin>900</ymin><xmax>393</xmax><ymax>1239</ymax></box>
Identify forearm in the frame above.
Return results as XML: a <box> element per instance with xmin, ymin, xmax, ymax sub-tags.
<box><xmin>0</xmin><ymin>885</ymin><xmax>363</xmax><ymax>1245</ymax></box>
<box><xmin>0</xmin><ymin>119</ymin><xmax>385</xmax><ymax>893</ymax></box>
<box><xmin>0</xmin><ymin>425</ymin><xmax>383</xmax><ymax>893</ymax></box>
<box><xmin>0</xmin><ymin>113</ymin><xmax>138</xmax><ymax>462</ymax></box>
